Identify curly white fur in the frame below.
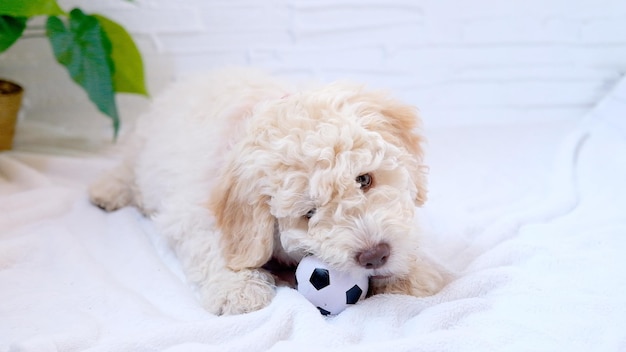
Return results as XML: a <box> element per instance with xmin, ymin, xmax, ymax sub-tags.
<box><xmin>90</xmin><ymin>68</ymin><xmax>446</xmax><ymax>315</ymax></box>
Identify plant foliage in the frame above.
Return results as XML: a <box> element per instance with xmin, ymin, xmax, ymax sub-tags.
<box><xmin>0</xmin><ymin>0</ymin><xmax>64</xmax><ymax>17</ymax></box>
<box><xmin>0</xmin><ymin>15</ymin><xmax>26</xmax><ymax>52</ymax></box>
<box><xmin>47</xmin><ymin>9</ymin><xmax>119</xmax><ymax>134</ymax></box>
<box><xmin>0</xmin><ymin>0</ymin><xmax>147</xmax><ymax>139</ymax></box>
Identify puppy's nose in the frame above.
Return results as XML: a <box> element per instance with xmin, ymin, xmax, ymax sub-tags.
<box><xmin>357</xmin><ymin>243</ymin><xmax>390</xmax><ymax>269</ymax></box>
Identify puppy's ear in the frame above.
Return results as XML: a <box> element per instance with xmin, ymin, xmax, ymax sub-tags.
<box><xmin>356</xmin><ymin>92</ymin><xmax>428</xmax><ymax>206</ymax></box>
<box><xmin>381</xmin><ymin>100</ymin><xmax>428</xmax><ymax>206</ymax></box>
<box><xmin>208</xmin><ymin>162</ymin><xmax>275</xmax><ymax>271</ymax></box>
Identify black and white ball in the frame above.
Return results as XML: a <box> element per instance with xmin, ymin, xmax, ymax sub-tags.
<box><xmin>295</xmin><ymin>255</ymin><xmax>369</xmax><ymax>315</ymax></box>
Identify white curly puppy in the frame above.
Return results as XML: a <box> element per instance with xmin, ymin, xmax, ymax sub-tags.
<box><xmin>90</xmin><ymin>68</ymin><xmax>445</xmax><ymax>315</ymax></box>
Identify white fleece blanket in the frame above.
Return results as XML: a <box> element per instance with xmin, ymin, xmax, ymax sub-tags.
<box><xmin>2</xmin><ymin>81</ymin><xmax>626</xmax><ymax>352</ymax></box>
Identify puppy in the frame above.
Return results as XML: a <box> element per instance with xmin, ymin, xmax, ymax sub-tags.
<box><xmin>90</xmin><ymin>68</ymin><xmax>445</xmax><ymax>315</ymax></box>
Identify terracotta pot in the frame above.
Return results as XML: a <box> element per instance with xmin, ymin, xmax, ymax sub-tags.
<box><xmin>0</xmin><ymin>79</ymin><xmax>24</xmax><ymax>151</ymax></box>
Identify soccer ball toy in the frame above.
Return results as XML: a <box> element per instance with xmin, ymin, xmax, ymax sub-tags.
<box><xmin>295</xmin><ymin>255</ymin><xmax>369</xmax><ymax>315</ymax></box>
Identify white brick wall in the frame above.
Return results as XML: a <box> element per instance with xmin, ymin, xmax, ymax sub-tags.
<box><xmin>1</xmin><ymin>0</ymin><xmax>626</xmax><ymax>135</ymax></box>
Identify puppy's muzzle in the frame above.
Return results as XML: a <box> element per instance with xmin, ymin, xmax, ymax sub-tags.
<box><xmin>356</xmin><ymin>242</ymin><xmax>390</xmax><ymax>269</ymax></box>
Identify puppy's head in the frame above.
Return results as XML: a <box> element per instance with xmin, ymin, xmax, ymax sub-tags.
<box><xmin>210</xmin><ymin>83</ymin><xmax>427</xmax><ymax>279</ymax></box>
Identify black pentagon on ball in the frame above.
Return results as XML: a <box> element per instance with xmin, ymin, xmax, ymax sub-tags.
<box><xmin>309</xmin><ymin>268</ymin><xmax>330</xmax><ymax>290</ymax></box>
<box><xmin>345</xmin><ymin>285</ymin><xmax>363</xmax><ymax>304</ymax></box>
<box><xmin>317</xmin><ymin>307</ymin><xmax>331</xmax><ymax>316</ymax></box>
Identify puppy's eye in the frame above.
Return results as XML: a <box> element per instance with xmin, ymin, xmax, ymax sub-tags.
<box><xmin>356</xmin><ymin>173</ymin><xmax>373</xmax><ymax>191</ymax></box>
<box><xmin>304</xmin><ymin>209</ymin><xmax>316</xmax><ymax>219</ymax></box>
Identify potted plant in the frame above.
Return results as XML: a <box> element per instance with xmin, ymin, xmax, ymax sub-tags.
<box><xmin>0</xmin><ymin>0</ymin><xmax>147</xmax><ymax>149</ymax></box>
<box><xmin>0</xmin><ymin>78</ymin><xmax>23</xmax><ymax>150</ymax></box>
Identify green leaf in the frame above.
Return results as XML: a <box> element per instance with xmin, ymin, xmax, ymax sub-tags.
<box><xmin>46</xmin><ymin>8</ymin><xmax>120</xmax><ymax>138</ymax></box>
<box><xmin>0</xmin><ymin>0</ymin><xmax>64</xmax><ymax>17</ymax></box>
<box><xmin>0</xmin><ymin>15</ymin><xmax>26</xmax><ymax>53</ymax></box>
<box><xmin>94</xmin><ymin>15</ymin><xmax>148</xmax><ymax>96</ymax></box>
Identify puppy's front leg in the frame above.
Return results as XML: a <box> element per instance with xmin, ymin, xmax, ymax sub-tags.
<box><xmin>199</xmin><ymin>267</ymin><xmax>276</xmax><ymax>315</ymax></box>
<box><xmin>156</xmin><ymin>205</ymin><xmax>276</xmax><ymax>315</ymax></box>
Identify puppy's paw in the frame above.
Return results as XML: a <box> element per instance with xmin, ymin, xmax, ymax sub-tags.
<box><xmin>88</xmin><ymin>168</ymin><xmax>133</xmax><ymax>212</ymax></box>
<box><xmin>371</xmin><ymin>262</ymin><xmax>446</xmax><ymax>297</ymax></box>
<box><xmin>201</xmin><ymin>268</ymin><xmax>276</xmax><ymax>315</ymax></box>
